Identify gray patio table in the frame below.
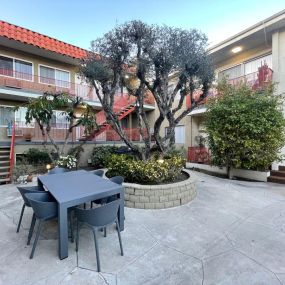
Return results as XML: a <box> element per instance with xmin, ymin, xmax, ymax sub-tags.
<box><xmin>37</xmin><ymin>170</ymin><xmax>124</xmax><ymax>260</ymax></box>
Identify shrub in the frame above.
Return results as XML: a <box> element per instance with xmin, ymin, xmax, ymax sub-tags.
<box><xmin>57</xmin><ymin>155</ymin><xmax>77</xmax><ymax>169</ymax></box>
<box><xmin>205</xmin><ymin>81</ymin><xmax>285</xmax><ymax>176</ymax></box>
<box><xmin>91</xmin><ymin>146</ymin><xmax>119</xmax><ymax>169</ymax></box>
<box><xmin>106</xmin><ymin>154</ymin><xmax>186</xmax><ymax>184</ymax></box>
<box><xmin>25</xmin><ymin>148</ymin><xmax>52</xmax><ymax>165</ymax></box>
<box><xmin>68</xmin><ymin>145</ymin><xmax>84</xmax><ymax>166</ymax></box>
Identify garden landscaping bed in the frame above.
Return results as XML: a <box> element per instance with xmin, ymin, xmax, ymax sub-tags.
<box><xmin>123</xmin><ymin>169</ymin><xmax>196</xmax><ymax>209</ymax></box>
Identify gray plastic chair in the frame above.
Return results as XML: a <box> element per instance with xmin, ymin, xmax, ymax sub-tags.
<box><xmin>75</xmin><ymin>199</ymin><xmax>124</xmax><ymax>272</ymax></box>
<box><xmin>25</xmin><ymin>192</ymin><xmax>74</xmax><ymax>259</ymax></box>
<box><xmin>48</xmin><ymin>167</ymin><xmax>69</xmax><ymax>175</ymax></box>
<box><xmin>107</xmin><ymin>176</ymin><xmax>124</xmax><ymax>203</ymax></box>
<box><xmin>25</xmin><ymin>192</ymin><xmax>57</xmax><ymax>259</ymax></box>
<box><xmin>92</xmin><ymin>176</ymin><xmax>124</xmax><ymax>207</ymax></box>
<box><xmin>93</xmin><ymin>169</ymin><xmax>104</xmax><ymax>177</ymax></box>
<box><xmin>16</xmin><ymin>186</ymin><xmax>45</xmax><ymax>234</ymax></box>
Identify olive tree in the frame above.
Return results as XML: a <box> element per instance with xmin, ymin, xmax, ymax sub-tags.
<box><xmin>81</xmin><ymin>20</ymin><xmax>213</xmax><ymax>160</ymax></box>
<box><xmin>205</xmin><ymin>81</ymin><xmax>285</xmax><ymax>178</ymax></box>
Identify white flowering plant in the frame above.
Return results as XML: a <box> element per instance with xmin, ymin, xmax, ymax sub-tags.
<box><xmin>57</xmin><ymin>155</ymin><xmax>77</xmax><ymax>169</ymax></box>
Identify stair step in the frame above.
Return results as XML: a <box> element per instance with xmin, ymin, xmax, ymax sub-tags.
<box><xmin>279</xmin><ymin>166</ymin><xmax>285</xmax><ymax>171</ymax></box>
<box><xmin>0</xmin><ymin>150</ymin><xmax>10</xmax><ymax>153</ymax></box>
<box><xmin>0</xmin><ymin>161</ymin><xmax>9</xmax><ymax>164</ymax></box>
<box><xmin>0</xmin><ymin>177</ymin><xmax>10</xmax><ymax>183</ymax></box>
<box><xmin>270</xmin><ymin>170</ymin><xmax>285</xmax><ymax>177</ymax></box>
<box><xmin>0</xmin><ymin>172</ymin><xmax>9</xmax><ymax>176</ymax></box>
<box><xmin>0</xmin><ymin>166</ymin><xmax>9</xmax><ymax>170</ymax></box>
<box><xmin>268</xmin><ymin>176</ymin><xmax>285</xmax><ymax>184</ymax></box>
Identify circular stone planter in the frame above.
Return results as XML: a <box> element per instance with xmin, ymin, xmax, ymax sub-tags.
<box><xmin>123</xmin><ymin>169</ymin><xmax>196</xmax><ymax>209</ymax></box>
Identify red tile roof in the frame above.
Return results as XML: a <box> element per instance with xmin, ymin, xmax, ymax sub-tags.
<box><xmin>0</xmin><ymin>20</ymin><xmax>88</xmax><ymax>59</ymax></box>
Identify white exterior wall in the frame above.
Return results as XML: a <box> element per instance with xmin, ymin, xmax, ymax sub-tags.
<box><xmin>272</xmin><ymin>28</ymin><xmax>285</xmax><ymax>169</ymax></box>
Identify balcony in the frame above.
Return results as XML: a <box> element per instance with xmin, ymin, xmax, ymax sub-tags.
<box><xmin>227</xmin><ymin>67</ymin><xmax>273</xmax><ymax>90</ymax></box>
<box><xmin>186</xmin><ymin>66</ymin><xmax>273</xmax><ymax>110</ymax></box>
<box><xmin>0</xmin><ymin>68</ymin><xmax>98</xmax><ymax>102</ymax></box>
<box><xmin>0</xmin><ymin>69</ymin><xmax>156</xmax><ymax>107</ymax></box>
<box><xmin>9</xmin><ymin>122</ymin><xmax>149</xmax><ymax>143</ymax></box>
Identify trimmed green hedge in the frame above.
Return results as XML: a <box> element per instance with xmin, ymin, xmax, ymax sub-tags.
<box><xmin>106</xmin><ymin>154</ymin><xmax>185</xmax><ymax>184</ymax></box>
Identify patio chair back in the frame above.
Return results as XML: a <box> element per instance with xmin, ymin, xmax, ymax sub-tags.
<box><xmin>48</xmin><ymin>167</ymin><xmax>69</xmax><ymax>175</ymax></box>
<box><xmin>17</xmin><ymin>186</ymin><xmax>45</xmax><ymax>207</ymax></box>
<box><xmin>109</xmin><ymin>176</ymin><xmax>124</xmax><ymax>185</ymax></box>
<box><xmin>93</xmin><ymin>169</ymin><xmax>104</xmax><ymax>177</ymax></box>
<box><xmin>75</xmin><ymin>199</ymin><xmax>120</xmax><ymax>227</ymax></box>
<box><xmin>25</xmin><ymin>192</ymin><xmax>57</xmax><ymax>220</ymax></box>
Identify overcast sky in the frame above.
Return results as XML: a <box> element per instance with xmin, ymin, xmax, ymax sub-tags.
<box><xmin>1</xmin><ymin>0</ymin><xmax>284</xmax><ymax>49</ymax></box>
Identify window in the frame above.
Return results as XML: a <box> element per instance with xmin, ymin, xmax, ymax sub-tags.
<box><xmin>218</xmin><ymin>64</ymin><xmax>242</xmax><ymax>80</ymax></box>
<box><xmin>244</xmin><ymin>54</ymin><xmax>272</xmax><ymax>75</ymax></box>
<box><xmin>15</xmin><ymin>60</ymin><xmax>33</xmax><ymax>80</ymax></box>
<box><xmin>0</xmin><ymin>106</ymin><xmax>14</xmax><ymax>126</ymax></box>
<box><xmin>50</xmin><ymin>111</ymin><xmax>69</xmax><ymax>128</ymax></box>
<box><xmin>39</xmin><ymin>65</ymin><xmax>70</xmax><ymax>88</ymax></box>
<box><xmin>0</xmin><ymin>56</ymin><xmax>33</xmax><ymax>80</ymax></box>
<box><xmin>0</xmin><ymin>56</ymin><xmax>13</xmax><ymax>77</ymax></box>
<box><xmin>165</xmin><ymin>125</ymin><xmax>185</xmax><ymax>144</ymax></box>
<box><xmin>14</xmin><ymin>107</ymin><xmax>35</xmax><ymax>127</ymax></box>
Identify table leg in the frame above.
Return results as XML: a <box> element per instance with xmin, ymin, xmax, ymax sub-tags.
<box><xmin>118</xmin><ymin>188</ymin><xmax>124</xmax><ymax>231</ymax></box>
<box><xmin>58</xmin><ymin>204</ymin><xmax>68</xmax><ymax>259</ymax></box>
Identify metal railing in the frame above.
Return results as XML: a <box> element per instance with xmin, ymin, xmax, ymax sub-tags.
<box><xmin>0</xmin><ymin>69</ymin><xmax>156</xmax><ymax>105</ymax></box>
<box><xmin>188</xmin><ymin>146</ymin><xmax>211</xmax><ymax>164</ymax></box>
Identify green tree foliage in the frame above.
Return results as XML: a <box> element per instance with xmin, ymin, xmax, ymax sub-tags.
<box><xmin>205</xmin><ymin>81</ymin><xmax>285</xmax><ymax>176</ymax></box>
<box><xmin>81</xmin><ymin>20</ymin><xmax>213</xmax><ymax>160</ymax></box>
<box><xmin>16</xmin><ymin>92</ymin><xmax>97</xmax><ymax>158</ymax></box>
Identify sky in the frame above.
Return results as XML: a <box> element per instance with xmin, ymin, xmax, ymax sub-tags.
<box><xmin>1</xmin><ymin>0</ymin><xmax>285</xmax><ymax>50</ymax></box>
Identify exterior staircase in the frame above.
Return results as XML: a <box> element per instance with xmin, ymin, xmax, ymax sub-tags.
<box><xmin>83</xmin><ymin>94</ymin><xmax>136</xmax><ymax>141</ymax></box>
<box><xmin>267</xmin><ymin>166</ymin><xmax>285</xmax><ymax>184</ymax></box>
<box><xmin>0</xmin><ymin>146</ymin><xmax>11</xmax><ymax>184</ymax></box>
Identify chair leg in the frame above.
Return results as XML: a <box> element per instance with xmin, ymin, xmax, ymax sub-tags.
<box><xmin>30</xmin><ymin>220</ymin><xmax>43</xmax><ymax>259</ymax></box>
<box><xmin>104</xmin><ymin>227</ymin><xmax>107</xmax><ymax>237</ymax></box>
<box><xmin>16</xmin><ymin>204</ymin><xmax>25</xmax><ymax>233</ymax></box>
<box><xmin>76</xmin><ymin>221</ymin><xmax>79</xmax><ymax>252</ymax></box>
<box><xmin>27</xmin><ymin>213</ymin><xmax>36</xmax><ymax>245</ymax></box>
<box><xmin>115</xmin><ymin>219</ymin><xmax>124</xmax><ymax>256</ymax></box>
<box><xmin>92</xmin><ymin>229</ymin><xmax>101</xmax><ymax>272</ymax></box>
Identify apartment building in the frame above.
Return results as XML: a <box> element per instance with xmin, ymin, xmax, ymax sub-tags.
<box><xmin>1</xmin><ymin>9</ymin><xmax>285</xmax><ymax>183</ymax></box>
<box><xmin>0</xmin><ymin>21</ymin><xmax>155</xmax><ymax>182</ymax></box>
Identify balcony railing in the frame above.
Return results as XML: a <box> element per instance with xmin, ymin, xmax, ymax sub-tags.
<box><xmin>186</xmin><ymin>67</ymin><xmax>273</xmax><ymax>109</ymax></box>
<box><xmin>0</xmin><ymin>68</ymin><xmax>99</xmax><ymax>102</ymax></box>
<box><xmin>0</xmin><ymin>69</ymin><xmax>156</xmax><ymax>106</ymax></box>
<box><xmin>227</xmin><ymin>68</ymin><xmax>273</xmax><ymax>90</ymax></box>
<box><xmin>188</xmin><ymin>146</ymin><xmax>211</xmax><ymax>164</ymax></box>
<box><xmin>6</xmin><ymin>122</ymin><xmax>149</xmax><ymax>143</ymax></box>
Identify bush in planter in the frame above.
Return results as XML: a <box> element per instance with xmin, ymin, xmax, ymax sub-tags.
<box><xmin>91</xmin><ymin>146</ymin><xmax>119</xmax><ymax>169</ymax></box>
<box><xmin>106</xmin><ymin>154</ymin><xmax>186</xmax><ymax>184</ymax></box>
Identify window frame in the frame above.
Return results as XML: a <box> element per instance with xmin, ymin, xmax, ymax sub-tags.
<box><xmin>165</xmin><ymin>125</ymin><xmax>185</xmax><ymax>144</ymax></box>
<box><xmin>38</xmin><ymin>64</ymin><xmax>71</xmax><ymax>88</ymax></box>
<box><xmin>0</xmin><ymin>104</ymin><xmax>14</xmax><ymax>127</ymax></box>
<box><xmin>0</xmin><ymin>54</ymin><xmax>34</xmax><ymax>82</ymax></box>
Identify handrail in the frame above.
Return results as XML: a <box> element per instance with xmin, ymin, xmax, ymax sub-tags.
<box><xmin>8</xmin><ymin>122</ymin><xmax>16</xmax><ymax>182</ymax></box>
